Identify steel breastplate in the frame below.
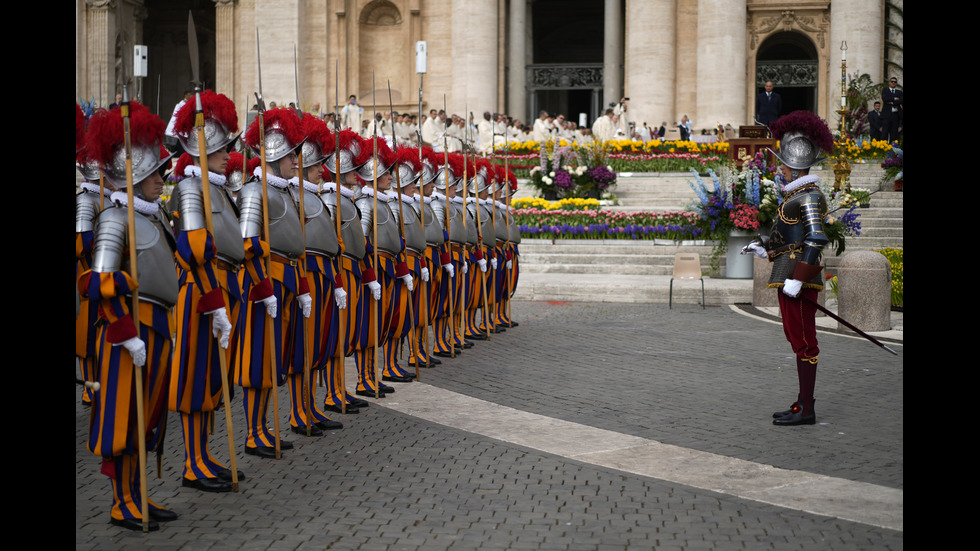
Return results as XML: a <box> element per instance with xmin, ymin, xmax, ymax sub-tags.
<box><xmin>393</xmin><ymin>202</ymin><xmax>426</xmax><ymax>254</ymax></box>
<box><xmin>76</xmin><ymin>189</ymin><xmax>103</xmax><ymax>233</ymax></box>
<box><xmin>291</xmin><ymin>187</ymin><xmax>339</xmax><ymax>257</ymax></box>
<box><xmin>92</xmin><ymin>207</ymin><xmax>179</xmax><ymax>307</ymax></box>
<box><xmin>767</xmin><ymin>185</ymin><xmax>827</xmax><ymax>286</ymax></box>
<box><xmin>356</xmin><ymin>196</ymin><xmax>402</xmax><ymax>255</ymax></box>
<box><xmin>448</xmin><ymin>201</ymin><xmax>468</xmax><ymax>244</ymax></box>
<box><xmin>494</xmin><ymin>208</ymin><xmax>509</xmax><ymax>242</ymax></box>
<box><xmin>268</xmin><ymin>186</ymin><xmax>305</xmax><ymax>258</ymax></box>
<box><xmin>422</xmin><ymin>203</ymin><xmax>445</xmax><ymax>246</ymax></box>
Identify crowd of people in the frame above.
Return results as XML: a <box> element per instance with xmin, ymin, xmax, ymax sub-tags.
<box><xmin>249</xmin><ymin>94</ymin><xmax>706</xmax><ymax>152</ymax></box>
<box><xmin>76</xmin><ymin>91</ymin><xmax>523</xmax><ymax>531</ymax></box>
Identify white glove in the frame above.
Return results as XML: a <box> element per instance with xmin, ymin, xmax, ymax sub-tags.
<box><xmin>421</xmin><ymin>267</ymin><xmax>430</xmax><ymax>282</ymax></box>
<box><xmin>462</xmin><ymin>261</ymin><xmax>469</xmax><ymax>274</ymax></box>
<box><xmin>490</xmin><ymin>257</ymin><xmax>498</xmax><ymax>270</ymax></box>
<box><xmin>298</xmin><ymin>293</ymin><xmax>313</xmax><ymax>318</ymax></box>
<box><xmin>505</xmin><ymin>259</ymin><xmax>512</xmax><ymax>269</ymax></box>
<box><xmin>261</xmin><ymin>295</ymin><xmax>278</xmax><ymax>319</ymax></box>
<box><xmin>401</xmin><ymin>274</ymin><xmax>414</xmax><ymax>291</ymax></box>
<box><xmin>741</xmin><ymin>241</ymin><xmax>768</xmax><ymax>259</ymax></box>
<box><xmin>782</xmin><ymin>278</ymin><xmax>803</xmax><ymax>298</ymax></box>
<box><xmin>366</xmin><ymin>280</ymin><xmax>382</xmax><ymax>301</ymax></box>
<box><xmin>443</xmin><ymin>263</ymin><xmax>455</xmax><ymax>278</ymax></box>
<box><xmin>118</xmin><ymin>337</ymin><xmax>147</xmax><ymax>367</ymax></box>
<box><xmin>478</xmin><ymin>258</ymin><xmax>488</xmax><ymax>272</ymax></box>
<box><xmin>333</xmin><ymin>287</ymin><xmax>348</xmax><ymax>310</ymax></box>
<box><xmin>207</xmin><ymin>307</ymin><xmax>232</xmax><ymax>349</ymax></box>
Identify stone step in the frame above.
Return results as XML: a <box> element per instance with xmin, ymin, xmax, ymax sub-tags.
<box><xmin>512</xmin><ymin>273</ymin><xmax>752</xmax><ymax>305</ymax></box>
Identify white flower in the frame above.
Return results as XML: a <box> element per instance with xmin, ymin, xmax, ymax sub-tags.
<box><xmin>543</xmin><ymin>177</ymin><xmax>553</xmax><ymax>185</ymax></box>
<box><xmin>549</xmin><ymin>171</ymin><xmax>555</xmax><ymax>177</ymax></box>
<box><xmin>530</xmin><ymin>166</ymin><xmax>540</xmax><ymax>174</ymax></box>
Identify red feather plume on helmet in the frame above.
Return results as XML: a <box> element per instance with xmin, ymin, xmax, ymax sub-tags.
<box><xmin>246</xmin><ymin>156</ymin><xmax>262</xmax><ymax>177</ymax></box>
<box><xmin>334</xmin><ymin>128</ymin><xmax>361</xmax><ymax>157</ymax></box>
<box><xmin>396</xmin><ymin>147</ymin><xmax>422</xmax><ymax>173</ymax></box>
<box><xmin>244</xmin><ymin>106</ymin><xmax>304</xmax><ymax>151</ymax></box>
<box><xmin>474</xmin><ymin>158</ymin><xmax>492</xmax><ymax>180</ymax></box>
<box><xmin>770</xmin><ymin>110</ymin><xmax>834</xmax><ymax>153</ymax></box>
<box><xmin>301</xmin><ymin>115</ymin><xmax>335</xmax><ymax>153</ymax></box>
<box><xmin>174</xmin><ymin>152</ymin><xmax>195</xmax><ymax>179</ymax></box>
<box><xmin>173</xmin><ymin>90</ymin><xmax>239</xmax><ymax>138</ymax></box>
<box><xmin>443</xmin><ymin>153</ymin><xmax>464</xmax><ymax>178</ymax></box>
<box><xmin>85</xmin><ymin>102</ymin><xmax>166</xmax><ymax>166</ymax></box>
<box><xmin>226</xmin><ymin>151</ymin><xmax>244</xmax><ymax>175</ymax></box>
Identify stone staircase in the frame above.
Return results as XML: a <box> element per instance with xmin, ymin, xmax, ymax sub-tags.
<box><xmin>512</xmin><ymin>163</ymin><xmax>902</xmax><ymax>305</ymax></box>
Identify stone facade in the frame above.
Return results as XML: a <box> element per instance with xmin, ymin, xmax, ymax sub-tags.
<box><xmin>76</xmin><ymin>0</ymin><xmax>901</xmax><ymax>135</ymax></box>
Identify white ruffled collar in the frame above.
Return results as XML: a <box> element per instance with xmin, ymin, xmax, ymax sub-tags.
<box><xmin>184</xmin><ymin>165</ymin><xmax>228</xmax><ymax>187</ymax></box>
<box><xmin>783</xmin><ymin>174</ymin><xmax>820</xmax><ymax>194</ymax></box>
<box><xmin>81</xmin><ymin>182</ymin><xmax>112</xmax><ymax>196</ymax></box>
<box><xmin>359</xmin><ymin>185</ymin><xmax>390</xmax><ymax>202</ymax></box>
<box><xmin>450</xmin><ymin>196</ymin><xmax>465</xmax><ymax>204</ymax></box>
<box><xmin>251</xmin><ymin>166</ymin><xmax>290</xmax><ymax>190</ymax></box>
<box><xmin>288</xmin><ymin>177</ymin><xmax>322</xmax><ymax>194</ymax></box>
<box><xmin>110</xmin><ymin>191</ymin><xmax>160</xmax><ymax>215</ymax></box>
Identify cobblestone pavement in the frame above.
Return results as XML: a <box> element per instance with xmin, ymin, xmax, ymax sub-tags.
<box><xmin>76</xmin><ymin>301</ymin><xmax>903</xmax><ymax>550</ymax></box>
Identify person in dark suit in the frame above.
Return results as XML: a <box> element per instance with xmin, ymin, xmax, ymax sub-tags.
<box><xmin>881</xmin><ymin>77</ymin><xmax>903</xmax><ymax>143</ymax></box>
<box><xmin>756</xmin><ymin>81</ymin><xmax>782</xmax><ymax>126</ymax></box>
<box><xmin>868</xmin><ymin>101</ymin><xmax>883</xmax><ymax>141</ymax></box>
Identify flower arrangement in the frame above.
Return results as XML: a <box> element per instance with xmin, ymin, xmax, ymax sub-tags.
<box><xmin>514</xmin><ymin>207</ymin><xmax>704</xmax><ymax>241</ymax></box>
<box><xmin>874</xmin><ymin>246</ymin><xmax>903</xmax><ymax>308</ymax></box>
<box><xmin>729</xmin><ymin>204</ymin><xmax>760</xmax><ymax>232</ymax></box>
<box><xmin>525</xmin><ymin>140</ymin><xmax>617</xmax><ymax>199</ymax></box>
<box><xmin>494</xmin><ymin>138</ymin><xmax>726</xmax><ymax>176</ymax></box>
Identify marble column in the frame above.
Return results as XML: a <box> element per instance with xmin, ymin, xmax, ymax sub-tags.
<box><xmin>507</xmin><ymin>0</ymin><xmax>527</xmax><ymax>122</ymax></box>
<box><xmin>830</xmin><ymin>0</ymin><xmax>884</xmax><ymax>125</ymax></box>
<box><xmin>451</xmin><ymin>0</ymin><xmax>496</xmax><ymax>116</ymax></box>
<box><xmin>625</xmin><ymin>0</ymin><xmax>674</xmax><ymax>131</ymax></box>
<box><xmin>214</xmin><ymin>0</ymin><xmax>236</xmax><ymax>102</ymax></box>
<box><xmin>85</xmin><ymin>0</ymin><xmax>114</xmax><ymax>107</ymax></box>
<box><xmin>603</xmin><ymin>0</ymin><xmax>623</xmax><ymax>111</ymax></box>
<box><xmin>696</xmin><ymin>0</ymin><xmax>746</xmax><ymax>129</ymax></box>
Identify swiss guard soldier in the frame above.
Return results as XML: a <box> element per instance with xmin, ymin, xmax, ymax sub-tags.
<box><xmin>236</xmin><ymin>107</ymin><xmax>311</xmax><ymax>458</ymax></box>
<box><xmin>431</xmin><ymin>153</ymin><xmax>467</xmax><ymax>358</ymax></box>
<box><xmin>321</xmin><ymin>129</ymin><xmax>372</xmax><ymax>412</ymax></box>
<box><xmin>743</xmin><ymin>110</ymin><xmax>833</xmax><ymax>427</ymax></box>
<box><xmin>409</xmin><ymin>147</ymin><xmax>451</xmax><ymax>368</ymax></box>
<box><xmin>353</xmin><ymin>137</ymin><xmax>404</xmax><ymax>398</ymax></box>
<box><xmin>80</xmin><ymin>101</ymin><xmax>177</xmax><ymax>530</ymax></box>
<box><xmin>77</xmin><ymin>104</ymin><xmax>113</xmax><ymax>407</ymax></box>
<box><xmin>168</xmin><ymin>89</ymin><xmax>243</xmax><ymax>492</ymax></box>
<box><xmin>464</xmin><ymin>159</ymin><xmax>496</xmax><ymax>340</ymax></box>
<box><xmin>286</xmin><ymin>114</ymin><xmax>346</xmax><ymax>435</ymax></box>
<box><xmin>384</xmin><ymin>148</ymin><xmax>427</xmax><ymax>382</ymax></box>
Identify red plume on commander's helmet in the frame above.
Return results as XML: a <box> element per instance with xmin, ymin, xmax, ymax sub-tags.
<box><xmin>173</xmin><ymin>90</ymin><xmax>240</xmax><ymax>157</ymax></box>
<box><xmin>85</xmin><ymin>101</ymin><xmax>172</xmax><ymax>190</ymax></box>
<box><xmin>768</xmin><ymin>110</ymin><xmax>834</xmax><ymax>170</ymax></box>
<box><xmin>299</xmin><ymin>115</ymin><xmax>334</xmax><ymax>168</ymax></box>
<box><xmin>244</xmin><ymin>106</ymin><xmax>304</xmax><ymax>163</ymax></box>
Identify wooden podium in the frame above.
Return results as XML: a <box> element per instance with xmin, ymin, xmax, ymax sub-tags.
<box><xmin>727</xmin><ymin>125</ymin><xmax>775</xmax><ymax>168</ymax></box>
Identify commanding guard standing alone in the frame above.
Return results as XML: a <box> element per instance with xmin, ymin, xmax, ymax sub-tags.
<box><xmin>742</xmin><ymin>110</ymin><xmax>833</xmax><ymax>427</ymax></box>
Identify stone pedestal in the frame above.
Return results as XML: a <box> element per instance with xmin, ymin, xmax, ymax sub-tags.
<box><xmin>752</xmin><ymin>256</ymin><xmax>776</xmax><ymax>307</ymax></box>
<box><xmin>837</xmin><ymin>251</ymin><xmax>891</xmax><ymax>332</ymax></box>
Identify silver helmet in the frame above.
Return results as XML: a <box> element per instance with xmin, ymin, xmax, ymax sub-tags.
<box><xmin>393</xmin><ymin>161</ymin><xmax>421</xmax><ymax>189</ymax></box>
<box><xmin>769</xmin><ymin>132</ymin><xmax>824</xmax><ymax>170</ymax></box>
<box><xmin>103</xmin><ymin>142</ymin><xmax>173</xmax><ymax>190</ymax></box>
<box><xmin>174</xmin><ymin>90</ymin><xmax>240</xmax><ymax>158</ymax></box>
<box><xmin>177</xmin><ymin>116</ymin><xmax>239</xmax><ymax>158</ymax></box>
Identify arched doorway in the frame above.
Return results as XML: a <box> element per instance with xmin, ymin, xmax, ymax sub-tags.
<box><xmin>755</xmin><ymin>32</ymin><xmax>818</xmax><ymax>115</ymax></box>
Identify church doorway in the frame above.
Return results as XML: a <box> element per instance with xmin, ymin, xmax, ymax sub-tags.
<box><xmin>755</xmin><ymin>32</ymin><xmax>818</xmax><ymax>116</ymax></box>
